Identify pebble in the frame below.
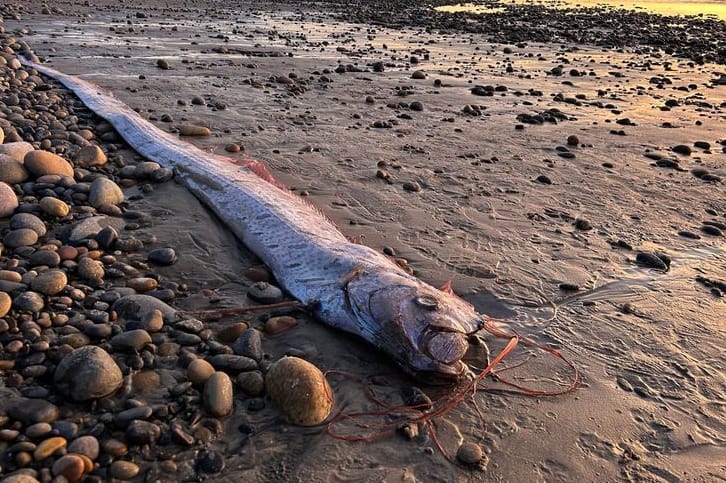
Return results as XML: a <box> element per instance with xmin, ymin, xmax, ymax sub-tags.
<box><xmin>196</xmin><ymin>450</ymin><xmax>225</xmax><ymax>474</ymax></box>
<box><xmin>0</xmin><ymin>181</ymin><xmax>18</xmax><ymax>217</ymax></box>
<box><xmin>25</xmin><ymin>422</ymin><xmax>53</xmax><ymax>439</ymax></box>
<box><xmin>74</xmin><ymin>145</ymin><xmax>107</xmax><ymax>167</ymax></box>
<box><xmin>109</xmin><ymin>461</ymin><xmax>140</xmax><ymax>480</ymax></box>
<box><xmin>38</xmin><ymin>196</ymin><xmax>70</xmax><ymax>217</ymax></box>
<box><xmin>635</xmin><ymin>252</ymin><xmax>669</xmax><ymax>271</ymax></box>
<box><xmin>10</xmin><ymin>213</ymin><xmax>47</xmax><ymax>236</ymax></box>
<box><xmin>574</xmin><ymin>218</ymin><xmax>592</xmax><ymax>230</ymax></box>
<box><xmin>216</xmin><ymin>322</ymin><xmax>249</xmax><ymax>343</ymax></box>
<box><xmin>204</xmin><ymin>371</ymin><xmax>234</xmax><ymax>418</ymax></box>
<box><xmin>179</xmin><ymin>125</ymin><xmax>211</xmax><ymax>136</ymax></box>
<box><xmin>247</xmin><ymin>281</ymin><xmax>283</xmax><ymax>304</ymax></box>
<box><xmin>7</xmin><ymin>398</ymin><xmax>59</xmax><ymax>424</ymax></box>
<box><xmin>147</xmin><ymin>247</ymin><xmax>177</xmax><ymax>265</ymax></box>
<box><xmin>54</xmin><ymin>346</ymin><xmax>123</xmax><ymax>401</ymax></box>
<box><xmin>411</xmin><ymin>70</ymin><xmax>426</xmax><ymax>79</ymax></box>
<box><xmin>0</xmin><ymin>154</ymin><xmax>29</xmax><ymax>183</ymax></box>
<box><xmin>671</xmin><ymin>144</ymin><xmax>691</xmax><ymax>155</ymax></box>
<box><xmin>232</xmin><ymin>328</ymin><xmax>263</xmax><ymax>361</ymax></box>
<box><xmin>701</xmin><ymin>225</ymin><xmax>723</xmax><ymax>236</ymax></box>
<box><xmin>96</xmin><ymin>226</ymin><xmax>118</xmax><ymax>250</ymax></box>
<box><xmin>110</xmin><ymin>329</ymin><xmax>152</xmax><ymax>352</ymax></box>
<box><xmin>33</xmin><ymin>436</ymin><xmax>67</xmax><ymax>461</ymax></box>
<box><xmin>4</xmin><ymin>228</ymin><xmax>38</xmax><ymax>248</ymax></box>
<box><xmin>208</xmin><ymin>354</ymin><xmax>258</xmax><ymax>372</ymax></box>
<box><xmin>457</xmin><ymin>442</ymin><xmax>483</xmax><ymax>464</ymax></box>
<box><xmin>187</xmin><ymin>358</ymin><xmax>216</xmax><ymax>385</ymax></box>
<box><xmin>1</xmin><ymin>473</ymin><xmax>40</xmax><ymax>483</ymax></box>
<box><xmin>102</xmin><ymin>438</ymin><xmax>128</xmax><ymax>457</ymax></box>
<box><xmin>51</xmin><ymin>454</ymin><xmax>86</xmax><ymax>481</ymax></box>
<box><xmin>236</xmin><ymin>371</ymin><xmax>265</xmax><ymax>396</ymax></box>
<box><xmin>140</xmin><ymin>309</ymin><xmax>164</xmax><ymax>332</ymax></box>
<box><xmin>264</xmin><ymin>315</ymin><xmax>298</xmax><ymax>335</ymax></box>
<box><xmin>67</xmin><ymin>435</ymin><xmax>99</xmax><ymax>460</ymax></box>
<box><xmin>402</xmin><ymin>181</ymin><xmax>422</xmax><ymax>192</ymax></box>
<box><xmin>77</xmin><ymin>257</ymin><xmax>105</xmax><ymax>280</ymax></box>
<box><xmin>266</xmin><ymin>356</ymin><xmax>333</xmax><ymax>426</ymax></box>
<box><xmin>13</xmin><ymin>291</ymin><xmax>45</xmax><ymax>312</ymax></box>
<box><xmin>125</xmin><ymin>420</ymin><xmax>161</xmax><ymax>444</ymax></box>
<box><xmin>567</xmin><ymin>134</ymin><xmax>579</xmax><ymax>146</ymax></box>
<box><xmin>24</xmin><ymin>150</ymin><xmax>74</xmax><ymax>177</ymax></box>
<box><xmin>112</xmin><ymin>294</ymin><xmax>177</xmax><ymax>322</ymax></box>
<box><xmin>0</xmin><ymin>291</ymin><xmax>12</xmax><ymax>317</ymax></box>
<box><xmin>30</xmin><ymin>269</ymin><xmax>67</xmax><ymax>296</ymax></box>
<box><xmin>0</xmin><ymin>141</ymin><xmax>35</xmax><ymax>162</ymax></box>
<box><xmin>88</xmin><ymin>177</ymin><xmax>124</xmax><ymax>208</ymax></box>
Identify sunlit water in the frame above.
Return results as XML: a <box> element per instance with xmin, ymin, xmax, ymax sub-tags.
<box><xmin>438</xmin><ymin>0</ymin><xmax>726</xmax><ymax>21</ymax></box>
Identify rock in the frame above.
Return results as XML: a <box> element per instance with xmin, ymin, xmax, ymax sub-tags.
<box><xmin>125</xmin><ymin>420</ymin><xmax>161</xmax><ymax>444</ymax></box>
<box><xmin>127</xmin><ymin>277</ymin><xmax>158</xmax><ymax>292</ymax></box>
<box><xmin>409</xmin><ymin>101</ymin><xmax>424</xmax><ymax>111</ymax></box>
<box><xmin>672</xmin><ymin>144</ymin><xmax>691</xmax><ymax>155</ymax></box>
<box><xmin>179</xmin><ymin>125</ymin><xmax>211</xmax><ymax>136</ymax></box>
<box><xmin>216</xmin><ymin>322</ymin><xmax>249</xmax><ymax>343</ymax></box>
<box><xmin>264</xmin><ymin>315</ymin><xmax>297</xmax><ymax>335</ymax></box>
<box><xmin>232</xmin><ymin>328</ymin><xmax>263</xmax><ymax>361</ymax></box>
<box><xmin>30</xmin><ymin>270</ymin><xmax>67</xmax><ymax>296</ymax></box>
<box><xmin>54</xmin><ymin>346</ymin><xmax>123</xmax><ymax>401</ymax></box>
<box><xmin>7</xmin><ymin>398</ymin><xmax>60</xmax><ymax>424</ymax></box>
<box><xmin>0</xmin><ymin>154</ymin><xmax>29</xmax><ymax>183</ymax></box>
<box><xmin>411</xmin><ymin>70</ymin><xmax>426</xmax><ymax>79</ymax></box>
<box><xmin>77</xmin><ymin>257</ymin><xmax>105</xmax><ymax>280</ymax></box>
<box><xmin>88</xmin><ymin>177</ymin><xmax>123</xmax><ymax>208</ymax></box>
<box><xmin>635</xmin><ymin>252</ymin><xmax>668</xmax><ymax>271</ymax></box>
<box><xmin>203</xmin><ymin>372</ymin><xmax>234</xmax><ymax>418</ymax></box>
<box><xmin>0</xmin><ymin>142</ymin><xmax>34</xmax><ymax>162</ymax></box>
<box><xmin>74</xmin><ymin>145</ymin><xmax>107</xmax><ymax>167</ymax></box>
<box><xmin>24</xmin><ymin>150</ymin><xmax>74</xmax><ymax>177</ymax></box>
<box><xmin>567</xmin><ymin>135</ymin><xmax>579</xmax><ymax>146</ymax></box>
<box><xmin>147</xmin><ymin>247</ymin><xmax>177</xmax><ymax>265</ymax></box>
<box><xmin>112</xmin><ymin>294</ymin><xmax>177</xmax><ymax>322</ymax></box>
<box><xmin>13</xmin><ymin>291</ymin><xmax>45</xmax><ymax>312</ymax></box>
<box><xmin>51</xmin><ymin>454</ymin><xmax>86</xmax><ymax>481</ymax></box>
<box><xmin>67</xmin><ymin>435</ymin><xmax>99</xmax><ymax>460</ymax></box>
<box><xmin>0</xmin><ymin>291</ymin><xmax>11</xmax><ymax>317</ymax></box>
<box><xmin>1</xmin><ymin>473</ymin><xmax>40</xmax><ymax>483</ymax></box>
<box><xmin>156</xmin><ymin>58</ymin><xmax>170</xmax><ymax>69</ymax></box>
<box><xmin>247</xmin><ymin>281</ymin><xmax>283</xmax><ymax>304</ymax></box>
<box><xmin>38</xmin><ymin>196</ymin><xmax>70</xmax><ymax>217</ymax></box>
<box><xmin>140</xmin><ymin>309</ymin><xmax>164</xmax><ymax>332</ymax></box>
<box><xmin>109</xmin><ymin>461</ymin><xmax>140</xmax><ymax>480</ymax></box>
<box><xmin>33</xmin><ymin>436</ymin><xmax>67</xmax><ymax>461</ymax></box>
<box><xmin>0</xmin><ymin>181</ymin><xmax>18</xmax><ymax>217</ymax></box>
<box><xmin>574</xmin><ymin>218</ymin><xmax>592</xmax><ymax>230</ymax></box>
<box><xmin>4</xmin><ymin>228</ymin><xmax>38</xmax><ymax>248</ymax></box>
<box><xmin>207</xmin><ymin>354</ymin><xmax>257</xmax><ymax>372</ymax></box>
<box><xmin>236</xmin><ymin>371</ymin><xmax>265</xmax><ymax>396</ymax></box>
<box><xmin>187</xmin><ymin>358</ymin><xmax>215</xmax><ymax>385</ymax></box>
<box><xmin>196</xmin><ymin>450</ymin><xmax>225</xmax><ymax>474</ymax></box>
<box><xmin>110</xmin><ymin>329</ymin><xmax>152</xmax><ymax>352</ymax></box>
<box><xmin>96</xmin><ymin>226</ymin><xmax>118</xmax><ymax>250</ymax></box>
<box><xmin>68</xmin><ymin>216</ymin><xmax>124</xmax><ymax>242</ymax></box>
<box><xmin>457</xmin><ymin>442</ymin><xmax>483</xmax><ymax>464</ymax></box>
<box><xmin>265</xmin><ymin>356</ymin><xmax>333</xmax><ymax>426</ymax></box>
<box><xmin>10</xmin><ymin>213</ymin><xmax>46</xmax><ymax>236</ymax></box>
<box><xmin>402</xmin><ymin>181</ymin><xmax>421</xmax><ymax>192</ymax></box>
<box><xmin>701</xmin><ymin>225</ymin><xmax>723</xmax><ymax>237</ymax></box>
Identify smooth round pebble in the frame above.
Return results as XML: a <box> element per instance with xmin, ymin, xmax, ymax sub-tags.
<box><xmin>203</xmin><ymin>372</ymin><xmax>234</xmax><ymax>418</ymax></box>
<box><xmin>247</xmin><ymin>281</ymin><xmax>283</xmax><ymax>304</ymax></box>
<box><xmin>266</xmin><ymin>356</ymin><xmax>333</xmax><ymax>426</ymax></box>
<box><xmin>147</xmin><ymin>247</ymin><xmax>177</xmax><ymax>265</ymax></box>
<box><xmin>187</xmin><ymin>358</ymin><xmax>216</xmax><ymax>385</ymax></box>
<box><xmin>54</xmin><ymin>346</ymin><xmax>123</xmax><ymax>401</ymax></box>
<box><xmin>77</xmin><ymin>257</ymin><xmax>105</xmax><ymax>280</ymax></box>
<box><xmin>179</xmin><ymin>125</ymin><xmax>211</xmax><ymax>136</ymax></box>
<box><xmin>110</xmin><ymin>329</ymin><xmax>152</xmax><ymax>352</ymax></box>
<box><xmin>33</xmin><ymin>436</ymin><xmax>67</xmax><ymax>461</ymax></box>
<box><xmin>0</xmin><ymin>181</ymin><xmax>18</xmax><ymax>217</ymax></box>
<box><xmin>30</xmin><ymin>270</ymin><xmax>67</xmax><ymax>296</ymax></box>
<box><xmin>88</xmin><ymin>177</ymin><xmax>124</xmax><ymax>208</ymax></box>
<box><xmin>52</xmin><ymin>454</ymin><xmax>86</xmax><ymax>481</ymax></box>
<box><xmin>24</xmin><ymin>150</ymin><xmax>74</xmax><ymax>177</ymax></box>
<box><xmin>0</xmin><ymin>154</ymin><xmax>29</xmax><ymax>184</ymax></box>
<box><xmin>67</xmin><ymin>435</ymin><xmax>99</xmax><ymax>460</ymax></box>
<box><xmin>264</xmin><ymin>315</ymin><xmax>298</xmax><ymax>335</ymax></box>
<box><xmin>13</xmin><ymin>291</ymin><xmax>45</xmax><ymax>312</ymax></box>
<box><xmin>457</xmin><ymin>442</ymin><xmax>483</xmax><ymax>464</ymax></box>
<box><xmin>39</xmin><ymin>196</ymin><xmax>70</xmax><ymax>217</ymax></box>
<box><xmin>10</xmin><ymin>213</ymin><xmax>46</xmax><ymax>236</ymax></box>
<box><xmin>4</xmin><ymin>228</ymin><xmax>37</xmax><ymax>248</ymax></box>
<box><xmin>0</xmin><ymin>291</ymin><xmax>11</xmax><ymax>317</ymax></box>
<box><xmin>74</xmin><ymin>145</ymin><xmax>107</xmax><ymax>167</ymax></box>
<box><xmin>109</xmin><ymin>461</ymin><xmax>140</xmax><ymax>480</ymax></box>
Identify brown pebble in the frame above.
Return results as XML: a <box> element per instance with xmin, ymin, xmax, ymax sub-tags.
<box><xmin>456</xmin><ymin>442</ymin><xmax>482</xmax><ymax>464</ymax></box>
<box><xmin>102</xmin><ymin>438</ymin><xmax>128</xmax><ymax>457</ymax></box>
<box><xmin>109</xmin><ymin>460</ymin><xmax>140</xmax><ymax>480</ymax></box>
<box><xmin>187</xmin><ymin>359</ymin><xmax>216</xmax><ymax>385</ymax></box>
<box><xmin>244</xmin><ymin>266</ymin><xmax>271</xmax><ymax>282</ymax></box>
<box><xmin>33</xmin><ymin>436</ymin><xmax>67</xmax><ymax>461</ymax></box>
<box><xmin>264</xmin><ymin>316</ymin><xmax>298</xmax><ymax>335</ymax></box>
<box><xmin>51</xmin><ymin>453</ymin><xmax>86</xmax><ymax>481</ymax></box>
<box><xmin>216</xmin><ymin>322</ymin><xmax>248</xmax><ymax>343</ymax></box>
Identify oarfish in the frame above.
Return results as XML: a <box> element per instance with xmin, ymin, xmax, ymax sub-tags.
<box><xmin>21</xmin><ymin>58</ymin><xmax>486</xmax><ymax>381</ymax></box>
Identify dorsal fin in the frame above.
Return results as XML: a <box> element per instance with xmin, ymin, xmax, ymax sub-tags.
<box><xmin>439</xmin><ymin>279</ymin><xmax>455</xmax><ymax>295</ymax></box>
<box><xmin>238</xmin><ymin>159</ymin><xmax>289</xmax><ymax>191</ymax></box>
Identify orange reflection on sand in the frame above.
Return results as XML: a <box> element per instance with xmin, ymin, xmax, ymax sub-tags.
<box><xmin>437</xmin><ymin>1</ymin><xmax>726</xmax><ymax>21</ymax></box>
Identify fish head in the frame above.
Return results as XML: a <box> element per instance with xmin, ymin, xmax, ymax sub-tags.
<box><xmin>347</xmin><ymin>271</ymin><xmax>483</xmax><ymax>381</ymax></box>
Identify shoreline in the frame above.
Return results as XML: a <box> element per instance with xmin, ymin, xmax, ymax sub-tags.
<box><xmin>1</xmin><ymin>0</ymin><xmax>725</xmax><ymax>481</ymax></box>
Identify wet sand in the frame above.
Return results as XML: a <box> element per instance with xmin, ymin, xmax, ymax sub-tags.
<box><xmin>2</xmin><ymin>0</ymin><xmax>725</xmax><ymax>481</ymax></box>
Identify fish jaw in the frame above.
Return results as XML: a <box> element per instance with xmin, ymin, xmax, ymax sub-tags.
<box><xmin>344</xmin><ymin>269</ymin><xmax>482</xmax><ymax>381</ymax></box>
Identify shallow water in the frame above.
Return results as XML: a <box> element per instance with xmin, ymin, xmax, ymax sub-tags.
<box><xmin>8</xmin><ymin>0</ymin><xmax>726</xmax><ymax>480</ymax></box>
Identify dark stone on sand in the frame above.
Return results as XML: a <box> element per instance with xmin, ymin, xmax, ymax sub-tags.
<box><xmin>96</xmin><ymin>226</ymin><xmax>118</xmax><ymax>250</ymax></box>
<box><xmin>157</xmin><ymin>59</ymin><xmax>170</xmax><ymax>70</ymax></box>
<box><xmin>247</xmin><ymin>281</ymin><xmax>283</xmax><ymax>304</ymax></box>
<box><xmin>208</xmin><ymin>354</ymin><xmax>257</xmax><ymax>373</ymax></box>
<box><xmin>559</xmin><ymin>283</ymin><xmax>579</xmax><ymax>291</ymax></box>
<box><xmin>54</xmin><ymin>346</ymin><xmax>123</xmax><ymax>401</ymax></box>
<box><xmin>409</xmin><ymin>101</ymin><xmax>424</xmax><ymax>111</ymax></box>
<box><xmin>147</xmin><ymin>247</ymin><xmax>177</xmax><ymax>265</ymax></box>
<box><xmin>701</xmin><ymin>225</ymin><xmax>723</xmax><ymax>237</ymax></box>
<box><xmin>112</xmin><ymin>294</ymin><xmax>177</xmax><ymax>323</ymax></box>
<box><xmin>232</xmin><ymin>328</ymin><xmax>263</xmax><ymax>361</ymax></box>
<box><xmin>402</xmin><ymin>181</ymin><xmax>422</xmax><ymax>192</ymax></box>
<box><xmin>411</xmin><ymin>70</ymin><xmax>426</xmax><ymax>80</ymax></box>
<box><xmin>566</xmin><ymin>135</ymin><xmax>579</xmax><ymax>146</ymax></box>
<box><xmin>196</xmin><ymin>450</ymin><xmax>225</xmax><ymax>474</ymax></box>
<box><xmin>574</xmin><ymin>219</ymin><xmax>592</xmax><ymax>231</ymax></box>
<box><xmin>672</xmin><ymin>144</ymin><xmax>691</xmax><ymax>155</ymax></box>
<box><xmin>7</xmin><ymin>398</ymin><xmax>59</xmax><ymax>425</ymax></box>
<box><xmin>126</xmin><ymin>420</ymin><xmax>161</xmax><ymax>445</ymax></box>
<box><xmin>655</xmin><ymin>158</ymin><xmax>679</xmax><ymax>169</ymax></box>
<box><xmin>635</xmin><ymin>252</ymin><xmax>668</xmax><ymax>271</ymax></box>
<box><xmin>678</xmin><ymin>230</ymin><xmax>701</xmax><ymax>239</ymax></box>
<box><xmin>457</xmin><ymin>442</ymin><xmax>483</xmax><ymax>465</ymax></box>
<box><xmin>536</xmin><ymin>174</ymin><xmax>552</xmax><ymax>184</ymax></box>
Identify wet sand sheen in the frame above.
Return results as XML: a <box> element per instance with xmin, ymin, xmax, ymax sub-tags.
<box><xmin>1</xmin><ymin>0</ymin><xmax>725</xmax><ymax>481</ymax></box>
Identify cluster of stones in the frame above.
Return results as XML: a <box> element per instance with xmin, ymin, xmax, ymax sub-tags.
<box><xmin>0</xmin><ymin>17</ymin><xmax>332</xmax><ymax>483</ymax></box>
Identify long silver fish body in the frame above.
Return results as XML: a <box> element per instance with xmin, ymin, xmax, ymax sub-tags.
<box><xmin>21</xmin><ymin>58</ymin><xmax>485</xmax><ymax>380</ymax></box>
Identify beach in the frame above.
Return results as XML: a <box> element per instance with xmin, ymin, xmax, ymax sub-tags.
<box><xmin>0</xmin><ymin>0</ymin><xmax>724</xmax><ymax>481</ymax></box>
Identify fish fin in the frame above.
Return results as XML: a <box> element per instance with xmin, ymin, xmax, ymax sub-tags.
<box><xmin>347</xmin><ymin>234</ymin><xmax>365</xmax><ymax>244</ymax></box>
<box><xmin>240</xmin><ymin>159</ymin><xmax>289</xmax><ymax>191</ymax></box>
<box><xmin>439</xmin><ymin>279</ymin><xmax>455</xmax><ymax>295</ymax></box>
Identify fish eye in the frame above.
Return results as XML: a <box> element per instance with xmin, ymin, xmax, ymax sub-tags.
<box><xmin>414</xmin><ymin>295</ymin><xmax>439</xmax><ymax>310</ymax></box>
